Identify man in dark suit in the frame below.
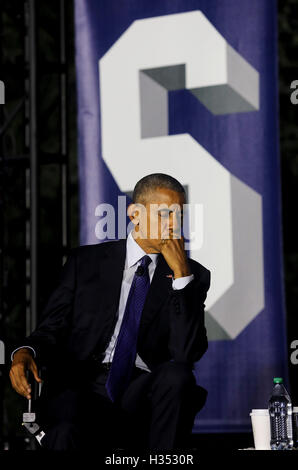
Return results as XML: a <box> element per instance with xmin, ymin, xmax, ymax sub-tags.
<box><xmin>9</xmin><ymin>173</ymin><xmax>210</xmax><ymax>450</ymax></box>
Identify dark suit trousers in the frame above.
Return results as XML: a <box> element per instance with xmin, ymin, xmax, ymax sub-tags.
<box><xmin>40</xmin><ymin>361</ymin><xmax>204</xmax><ymax>451</ymax></box>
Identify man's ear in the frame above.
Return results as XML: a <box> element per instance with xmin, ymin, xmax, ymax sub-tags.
<box><xmin>127</xmin><ymin>203</ymin><xmax>139</xmax><ymax>225</ymax></box>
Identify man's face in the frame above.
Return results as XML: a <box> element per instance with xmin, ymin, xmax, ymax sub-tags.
<box><xmin>128</xmin><ymin>187</ymin><xmax>185</xmax><ymax>251</ymax></box>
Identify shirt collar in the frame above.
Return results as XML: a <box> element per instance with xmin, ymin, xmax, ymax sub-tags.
<box><xmin>126</xmin><ymin>230</ymin><xmax>159</xmax><ymax>268</ymax></box>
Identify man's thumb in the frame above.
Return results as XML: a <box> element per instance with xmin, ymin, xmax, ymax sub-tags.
<box><xmin>30</xmin><ymin>362</ymin><xmax>42</xmax><ymax>383</ymax></box>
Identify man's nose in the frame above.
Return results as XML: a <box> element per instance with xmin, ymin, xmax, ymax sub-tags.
<box><xmin>172</xmin><ymin>212</ymin><xmax>181</xmax><ymax>227</ymax></box>
<box><xmin>171</xmin><ymin>212</ymin><xmax>182</xmax><ymax>235</ymax></box>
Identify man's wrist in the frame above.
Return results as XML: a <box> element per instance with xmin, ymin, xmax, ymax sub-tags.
<box><xmin>172</xmin><ymin>274</ymin><xmax>194</xmax><ymax>290</ymax></box>
<box><xmin>12</xmin><ymin>347</ymin><xmax>35</xmax><ymax>362</ymax></box>
<box><xmin>173</xmin><ymin>272</ymin><xmax>189</xmax><ymax>279</ymax></box>
<box><xmin>173</xmin><ymin>267</ymin><xmax>191</xmax><ymax>279</ymax></box>
<box><xmin>14</xmin><ymin>348</ymin><xmax>32</xmax><ymax>355</ymax></box>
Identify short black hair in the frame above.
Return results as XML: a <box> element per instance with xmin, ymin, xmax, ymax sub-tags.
<box><xmin>132</xmin><ymin>173</ymin><xmax>185</xmax><ymax>204</ymax></box>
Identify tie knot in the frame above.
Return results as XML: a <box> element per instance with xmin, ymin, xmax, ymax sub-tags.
<box><xmin>140</xmin><ymin>255</ymin><xmax>152</xmax><ymax>269</ymax></box>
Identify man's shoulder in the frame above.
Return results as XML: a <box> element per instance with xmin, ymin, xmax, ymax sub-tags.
<box><xmin>70</xmin><ymin>239</ymin><xmax>126</xmax><ymax>259</ymax></box>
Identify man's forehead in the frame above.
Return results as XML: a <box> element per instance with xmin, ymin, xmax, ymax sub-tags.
<box><xmin>144</xmin><ymin>189</ymin><xmax>185</xmax><ymax>205</ymax></box>
<box><xmin>150</xmin><ymin>204</ymin><xmax>182</xmax><ymax>212</ymax></box>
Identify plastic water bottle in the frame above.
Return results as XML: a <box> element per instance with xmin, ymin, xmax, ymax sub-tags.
<box><xmin>268</xmin><ymin>377</ymin><xmax>293</xmax><ymax>450</ymax></box>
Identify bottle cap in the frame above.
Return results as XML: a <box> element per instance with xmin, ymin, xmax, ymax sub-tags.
<box><xmin>273</xmin><ymin>377</ymin><xmax>283</xmax><ymax>384</ymax></box>
<box><xmin>293</xmin><ymin>407</ymin><xmax>298</xmax><ymax>413</ymax></box>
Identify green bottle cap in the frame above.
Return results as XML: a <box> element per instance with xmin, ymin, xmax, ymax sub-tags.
<box><xmin>273</xmin><ymin>377</ymin><xmax>283</xmax><ymax>384</ymax></box>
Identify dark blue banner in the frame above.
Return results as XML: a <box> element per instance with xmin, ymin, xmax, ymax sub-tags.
<box><xmin>75</xmin><ymin>0</ymin><xmax>288</xmax><ymax>433</ymax></box>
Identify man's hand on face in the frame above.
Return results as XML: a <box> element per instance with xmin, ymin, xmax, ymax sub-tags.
<box><xmin>9</xmin><ymin>348</ymin><xmax>42</xmax><ymax>400</ymax></box>
<box><xmin>159</xmin><ymin>236</ymin><xmax>191</xmax><ymax>279</ymax></box>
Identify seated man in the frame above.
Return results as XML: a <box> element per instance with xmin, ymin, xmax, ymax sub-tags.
<box><xmin>9</xmin><ymin>173</ymin><xmax>210</xmax><ymax>450</ymax></box>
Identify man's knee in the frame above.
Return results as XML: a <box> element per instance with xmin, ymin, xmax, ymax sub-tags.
<box><xmin>42</xmin><ymin>421</ymin><xmax>80</xmax><ymax>450</ymax></box>
<box><xmin>153</xmin><ymin>361</ymin><xmax>196</xmax><ymax>394</ymax></box>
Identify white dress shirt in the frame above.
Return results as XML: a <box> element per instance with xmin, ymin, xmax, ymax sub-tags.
<box><xmin>11</xmin><ymin>231</ymin><xmax>194</xmax><ymax>367</ymax></box>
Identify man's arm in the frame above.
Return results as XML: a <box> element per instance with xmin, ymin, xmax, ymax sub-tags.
<box><xmin>9</xmin><ymin>249</ymin><xmax>77</xmax><ymax>398</ymax></box>
<box><xmin>168</xmin><ymin>269</ymin><xmax>210</xmax><ymax>363</ymax></box>
<box><xmin>14</xmin><ymin>248</ymin><xmax>77</xmax><ymax>360</ymax></box>
<box><xmin>160</xmin><ymin>238</ymin><xmax>210</xmax><ymax>364</ymax></box>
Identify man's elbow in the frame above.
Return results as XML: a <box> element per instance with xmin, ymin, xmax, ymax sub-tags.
<box><xmin>194</xmin><ymin>336</ymin><xmax>208</xmax><ymax>363</ymax></box>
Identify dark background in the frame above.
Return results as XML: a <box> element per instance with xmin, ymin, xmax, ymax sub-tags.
<box><xmin>0</xmin><ymin>0</ymin><xmax>297</xmax><ymax>450</ymax></box>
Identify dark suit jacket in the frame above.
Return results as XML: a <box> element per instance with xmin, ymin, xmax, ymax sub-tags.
<box><xmin>14</xmin><ymin>239</ymin><xmax>210</xmax><ymax>390</ymax></box>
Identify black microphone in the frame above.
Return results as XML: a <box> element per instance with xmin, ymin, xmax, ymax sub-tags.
<box><xmin>136</xmin><ymin>265</ymin><xmax>144</xmax><ymax>276</ymax></box>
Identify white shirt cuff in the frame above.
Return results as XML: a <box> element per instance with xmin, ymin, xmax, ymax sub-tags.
<box><xmin>172</xmin><ymin>274</ymin><xmax>194</xmax><ymax>290</ymax></box>
<box><xmin>11</xmin><ymin>346</ymin><xmax>36</xmax><ymax>362</ymax></box>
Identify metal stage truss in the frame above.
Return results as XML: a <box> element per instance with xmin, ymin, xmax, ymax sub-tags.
<box><xmin>0</xmin><ymin>0</ymin><xmax>71</xmax><ymax>448</ymax></box>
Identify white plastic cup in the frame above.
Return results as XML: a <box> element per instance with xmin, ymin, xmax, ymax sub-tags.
<box><xmin>293</xmin><ymin>406</ymin><xmax>298</xmax><ymax>446</ymax></box>
<box><xmin>249</xmin><ymin>409</ymin><xmax>271</xmax><ymax>450</ymax></box>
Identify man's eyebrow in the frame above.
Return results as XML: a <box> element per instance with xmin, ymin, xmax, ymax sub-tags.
<box><xmin>157</xmin><ymin>207</ymin><xmax>183</xmax><ymax>214</ymax></box>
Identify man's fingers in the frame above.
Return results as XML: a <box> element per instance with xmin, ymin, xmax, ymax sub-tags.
<box><xmin>16</xmin><ymin>371</ymin><xmax>31</xmax><ymax>398</ymax></box>
<box><xmin>11</xmin><ymin>367</ymin><xmax>30</xmax><ymax>396</ymax></box>
<box><xmin>9</xmin><ymin>368</ymin><xmax>31</xmax><ymax>399</ymax></box>
<box><xmin>9</xmin><ymin>373</ymin><xmax>18</xmax><ymax>394</ymax></box>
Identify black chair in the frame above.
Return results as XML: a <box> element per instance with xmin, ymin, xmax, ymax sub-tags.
<box><xmin>22</xmin><ymin>366</ymin><xmax>207</xmax><ymax>450</ymax></box>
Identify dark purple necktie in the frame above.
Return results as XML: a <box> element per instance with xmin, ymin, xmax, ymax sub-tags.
<box><xmin>105</xmin><ymin>255</ymin><xmax>152</xmax><ymax>402</ymax></box>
